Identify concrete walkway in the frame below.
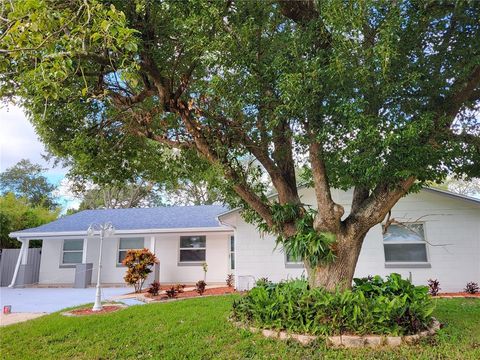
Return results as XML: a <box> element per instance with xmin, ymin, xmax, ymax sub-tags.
<box><xmin>0</xmin><ymin>287</ymin><xmax>130</xmax><ymax>313</ymax></box>
<box><xmin>0</xmin><ymin>312</ymin><xmax>47</xmax><ymax>327</ymax></box>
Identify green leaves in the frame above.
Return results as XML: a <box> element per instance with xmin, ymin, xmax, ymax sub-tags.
<box><xmin>262</xmin><ymin>204</ymin><xmax>337</xmax><ymax>267</ymax></box>
<box><xmin>0</xmin><ymin>1</ymin><xmax>479</xmax><ymax>265</ymax></box>
<box><xmin>232</xmin><ymin>274</ymin><xmax>434</xmax><ymax>336</ymax></box>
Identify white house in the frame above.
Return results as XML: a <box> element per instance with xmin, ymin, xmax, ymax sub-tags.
<box><xmin>8</xmin><ymin>188</ymin><xmax>480</xmax><ymax>292</ymax></box>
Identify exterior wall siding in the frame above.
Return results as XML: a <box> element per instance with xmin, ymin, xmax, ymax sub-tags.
<box><xmin>38</xmin><ymin>231</ymin><xmax>232</xmax><ymax>285</ymax></box>
<box><xmin>35</xmin><ymin>189</ymin><xmax>480</xmax><ymax>292</ymax></box>
<box><xmin>232</xmin><ymin>188</ymin><xmax>480</xmax><ymax>292</ymax></box>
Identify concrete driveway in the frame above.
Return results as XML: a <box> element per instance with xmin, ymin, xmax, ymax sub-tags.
<box><xmin>0</xmin><ymin>287</ymin><xmax>130</xmax><ymax>313</ymax></box>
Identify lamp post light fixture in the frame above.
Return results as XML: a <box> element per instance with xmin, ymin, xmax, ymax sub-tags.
<box><xmin>87</xmin><ymin>222</ymin><xmax>115</xmax><ymax>312</ymax></box>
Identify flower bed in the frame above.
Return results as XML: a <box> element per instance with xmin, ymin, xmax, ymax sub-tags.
<box><xmin>232</xmin><ymin>274</ymin><xmax>435</xmax><ymax>338</ymax></box>
<box><xmin>62</xmin><ymin>304</ymin><xmax>126</xmax><ymax>317</ymax></box>
<box><xmin>142</xmin><ymin>286</ymin><xmax>235</xmax><ymax>302</ymax></box>
<box><xmin>435</xmin><ymin>292</ymin><xmax>480</xmax><ymax>298</ymax></box>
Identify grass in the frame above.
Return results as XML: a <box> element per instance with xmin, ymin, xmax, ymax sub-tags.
<box><xmin>0</xmin><ymin>296</ymin><xmax>479</xmax><ymax>359</ymax></box>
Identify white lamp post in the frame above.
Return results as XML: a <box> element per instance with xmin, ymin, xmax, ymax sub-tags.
<box><xmin>87</xmin><ymin>222</ymin><xmax>115</xmax><ymax>312</ymax></box>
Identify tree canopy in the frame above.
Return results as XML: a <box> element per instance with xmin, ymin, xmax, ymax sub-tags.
<box><xmin>1</xmin><ymin>0</ymin><xmax>479</xmax><ymax>288</ymax></box>
<box><xmin>0</xmin><ymin>159</ymin><xmax>58</xmax><ymax>209</ymax></box>
<box><xmin>0</xmin><ymin>193</ymin><xmax>59</xmax><ymax>248</ymax></box>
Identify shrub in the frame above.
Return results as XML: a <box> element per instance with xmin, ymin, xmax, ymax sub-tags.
<box><xmin>174</xmin><ymin>284</ymin><xmax>186</xmax><ymax>293</ymax></box>
<box><xmin>256</xmin><ymin>277</ymin><xmax>271</xmax><ymax>287</ymax></box>
<box><xmin>427</xmin><ymin>279</ymin><xmax>441</xmax><ymax>296</ymax></box>
<box><xmin>232</xmin><ymin>274</ymin><xmax>434</xmax><ymax>336</ymax></box>
<box><xmin>166</xmin><ymin>287</ymin><xmax>177</xmax><ymax>298</ymax></box>
<box><xmin>226</xmin><ymin>274</ymin><xmax>234</xmax><ymax>288</ymax></box>
<box><xmin>122</xmin><ymin>249</ymin><xmax>159</xmax><ymax>293</ymax></box>
<box><xmin>465</xmin><ymin>282</ymin><xmax>479</xmax><ymax>294</ymax></box>
<box><xmin>196</xmin><ymin>280</ymin><xmax>207</xmax><ymax>295</ymax></box>
<box><xmin>147</xmin><ymin>281</ymin><xmax>161</xmax><ymax>296</ymax></box>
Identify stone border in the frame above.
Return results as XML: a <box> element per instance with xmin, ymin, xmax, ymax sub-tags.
<box><xmin>230</xmin><ymin>319</ymin><xmax>441</xmax><ymax>348</ymax></box>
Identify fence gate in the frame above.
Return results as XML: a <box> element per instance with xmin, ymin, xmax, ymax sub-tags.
<box><xmin>0</xmin><ymin>248</ymin><xmax>41</xmax><ymax>287</ymax></box>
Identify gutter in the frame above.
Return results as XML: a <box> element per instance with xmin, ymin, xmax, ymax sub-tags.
<box><xmin>217</xmin><ymin>186</ymin><xmax>480</xmax><ymax>220</ymax></box>
<box><xmin>423</xmin><ymin>187</ymin><xmax>480</xmax><ymax>206</ymax></box>
<box><xmin>9</xmin><ymin>226</ymin><xmax>233</xmax><ymax>239</ymax></box>
<box><xmin>217</xmin><ymin>216</ymin><xmax>236</xmax><ymax>230</ymax></box>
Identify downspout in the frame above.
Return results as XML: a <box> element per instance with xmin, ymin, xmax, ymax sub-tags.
<box><xmin>217</xmin><ymin>217</ymin><xmax>238</xmax><ymax>289</ymax></box>
<box><xmin>8</xmin><ymin>238</ymin><xmax>26</xmax><ymax>288</ymax></box>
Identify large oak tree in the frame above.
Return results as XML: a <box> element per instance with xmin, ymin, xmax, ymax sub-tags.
<box><xmin>1</xmin><ymin>0</ymin><xmax>479</xmax><ymax>290</ymax></box>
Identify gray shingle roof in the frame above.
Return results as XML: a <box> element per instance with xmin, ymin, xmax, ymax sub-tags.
<box><xmin>12</xmin><ymin>205</ymin><xmax>228</xmax><ymax>236</ymax></box>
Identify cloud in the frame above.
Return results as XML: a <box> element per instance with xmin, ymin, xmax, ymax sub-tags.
<box><xmin>0</xmin><ymin>104</ymin><xmax>79</xmax><ymax>210</ymax></box>
<box><xmin>54</xmin><ymin>177</ymin><xmax>86</xmax><ymax>210</ymax></box>
<box><xmin>0</xmin><ymin>104</ymin><xmax>67</xmax><ymax>181</ymax></box>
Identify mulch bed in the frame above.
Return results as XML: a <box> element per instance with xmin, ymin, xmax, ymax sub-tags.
<box><xmin>146</xmin><ymin>286</ymin><xmax>235</xmax><ymax>300</ymax></box>
<box><xmin>64</xmin><ymin>305</ymin><xmax>125</xmax><ymax>316</ymax></box>
<box><xmin>435</xmin><ymin>292</ymin><xmax>480</xmax><ymax>298</ymax></box>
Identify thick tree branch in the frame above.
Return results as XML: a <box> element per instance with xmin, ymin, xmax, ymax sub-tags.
<box><xmin>175</xmin><ymin>101</ymin><xmax>275</xmax><ymax>227</ymax></box>
<box><xmin>344</xmin><ymin>177</ymin><xmax>416</xmax><ymax>237</ymax></box>
<box><xmin>309</xmin><ymin>142</ymin><xmax>344</xmax><ymax>232</ymax></box>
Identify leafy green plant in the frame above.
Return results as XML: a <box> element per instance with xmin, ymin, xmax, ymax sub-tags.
<box><xmin>465</xmin><ymin>282</ymin><xmax>479</xmax><ymax>294</ymax></box>
<box><xmin>196</xmin><ymin>280</ymin><xmax>207</xmax><ymax>295</ymax></box>
<box><xmin>428</xmin><ymin>279</ymin><xmax>441</xmax><ymax>296</ymax></box>
<box><xmin>147</xmin><ymin>281</ymin><xmax>161</xmax><ymax>296</ymax></box>
<box><xmin>259</xmin><ymin>205</ymin><xmax>337</xmax><ymax>268</ymax></box>
<box><xmin>122</xmin><ymin>249</ymin><xmax>159</xmax><ymax>293</ymax></box>
<box><xmin>232</xmin><ymin>274</ymin><xmax>434</xmax><ymax>336</ymax></box>
<box><xmin>226</xmin><ymin>274</ymin><xmax>234</xmax><ymax>288</ymax></box>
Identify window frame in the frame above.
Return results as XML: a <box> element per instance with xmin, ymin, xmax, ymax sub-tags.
<box><xmin>284</xmin><ymin>249</ymin><xmax>304</xmax><ymax>269</ymax></box>
<box><xmin>60</xmin><ymin>239</ymin><xmax>84</xmax><ymax>267</ymax></box>
<box><xmin>382</xmin><ymin>222</ymin><xmax>430</xmax><ymax>267</ymax></box>
<box><xmin>178</xmin><ymin>235</ymin><xmax>206</xmax><ymax>266</ymax></box>
<box><xmin>229</xmin><ymin>235</ymin><xmax>235</xmax><ymax>270</ymax></box>
<box><xmin>117</xmin><ymin>237</ymin><xmax>145</xmax><ymax>266</ymax></box>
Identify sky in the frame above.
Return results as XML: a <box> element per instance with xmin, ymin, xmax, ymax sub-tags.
<box><xmin>0</xmin><ymin>104</ymin><xmax>80</xmax><ymax>210</ymax></box>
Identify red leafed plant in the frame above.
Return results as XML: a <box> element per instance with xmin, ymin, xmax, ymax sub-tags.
<box><xmin>427</xmin><ymin>278</ymin><xmax>440</xmax><ymax>296</ymax></box>
<box><xmin>196</xmin><ymin>280</ymin><xmax>207</xmax><ymax>295</ymax></box>
<box><xmin>166</xmin><ymin>287</ymin><xmax>177</xmax><ymax>298</ymax></box>
<box><xmin>465</xmin><ymin>282</ymin><xmax>479</xmax><ymax>294</ymax></box>
<box><xmin>147</xmin><ymin>281</ymin><xmax>161</xmax><ymax>296</ymax></box>
<box><xmin>226</xmin><ymin>274</ymin><xmax>234</xmax><ymax>288</ymax></box>
<box><xmin>122</xmin><ymin>248</ymin><xmax>158</xmax><ymax>293</ymax></box>
<box><xmin>174</xmin><ymin>284</ymin><xmax>186</xmax><ymax>293</ymax></box>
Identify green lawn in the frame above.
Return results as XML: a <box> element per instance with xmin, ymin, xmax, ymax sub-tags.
<box><xmin>1</xmin><ymin>296</ymin><xmax>479</xmax><ymax>360</ymax></box>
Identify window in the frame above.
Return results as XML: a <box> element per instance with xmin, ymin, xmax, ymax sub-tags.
<box><xmin>285</xmin><ymin>250</ymin><xmax>303</xmax><ymax>267</ymax></box>
<box><xmin>118</xmin><ymin>237</ymin><xmax>144</xmax><ymax>263</ymax></box>
<box><xmin>229</xmin><ymin>235</ymin><xmax>235</xmax><ymax>270</ymax></box>
<box><xmin>179</xmin><ymin>236</ymin><xmax>206</xmax><ymax>263</ymax></box>
<box><xmin>382</xmin><ymin>223</ymin><xmax>428</xmax><ymax>263</ymax></box>
<box><xmin>62</xmin><ymin>239</ymin><xmax>84</xmax><ymax>265</ymax></box>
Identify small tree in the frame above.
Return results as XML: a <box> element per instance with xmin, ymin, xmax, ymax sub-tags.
<box><xmin>122</xmin><ymin>249</ymin><xmax>158</xmax><ymax>293</ymax></box>
<box><xmin>202</xmin><ymin>262</ymin><xmax>208</xmax><ymax>282</ymax></box>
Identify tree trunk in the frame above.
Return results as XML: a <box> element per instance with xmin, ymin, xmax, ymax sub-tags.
<box><xmin>306</xmin><ymin>232</ymin><xmax>366</xmax><ymax>291</ymax></box>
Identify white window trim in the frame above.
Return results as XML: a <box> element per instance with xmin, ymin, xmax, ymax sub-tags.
<box><xmin>229</xmin><ymin>235</ymin><xmax>235</xmax><ymax>271</ymax></box>
<box><xmin>382</xmin><ymin>222</ymin><xmax>430</xmax><ymax>266</ymax></box>
<box><xmin>60</xmin><ymin>239</ymin><xmax>84</xmax><ymax>267</ymax></box>
<box><xmin>178</xmin><ymin>235</ymin><xmax>206</xmax><ymax>265</ymax></box>
<box><xmin>117</xmin><ymin>237</ymin><xmax>145</xmax><ymax>266</ymax></box>
<box><xmin>284</xmin><ymin>250</ymin><xmax>304</xmax><ymax>269</ymax></box>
